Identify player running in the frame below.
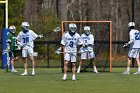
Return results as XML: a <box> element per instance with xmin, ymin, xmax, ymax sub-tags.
<box><xmin>123</xmin><ymin>22</ymin><xmax>140</xmax><ymax>74</ymax></box>
<box><xmin>6</xmin><ymin>25</ymin><xmax>19</xmax><ymax>72</ymax></box>
<box><xmin>60</xmin><ymin>23</ymin><xmax>82</xmax><ymax>80</ymax></box>
<box><xmin>17</xmin><ymin>22</ymin><xmax>43</xmax><ymax>76</ymax></box>
<box><xmin>77</xmin><ymin>26</ymin><xmax>98</xmax><ymax>73</ymax></box>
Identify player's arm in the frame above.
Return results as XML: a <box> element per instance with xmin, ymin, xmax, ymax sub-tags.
<box><xmin>123</xmin><ymin>34</ymin><xmax>134</xmax><ymax>48</ymax></box>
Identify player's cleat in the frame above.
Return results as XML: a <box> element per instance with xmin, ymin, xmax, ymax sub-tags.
<box><xmin>93</xmin><ymin>70</ymin><xmax>99</xmax><ymax>73</ymax></box>
<box><xmin>21</xmin><ymin>72</ymin><xmax>28</xmax><ymax>76</ymax></box>
<box><xmin>62</xmin><ymin>74</ymin><xmax>67</xmax><ymax>81</ymax></box>
<box><xmin>72</xmin><ymin>75</ymin><xmax>76</xmax><ymax>81</ymax></box>
<box><xmin>122</xmin><ymin>71</ymin><xmax>130</xmax><ymax>75</ymax></box>
<box><xmin>11</xmin><ymin>69</ymin><xmax>18</xmax><ymax>73</ymax></box>
<box><xmin>32</xmin><ymin>71</ymin><xmax>35</xmax><ymax>76</ymax></box>
<box><xmin>133</xmin><ymin>71</ymin><xmax>140</xmax><ymax>75</ymax></box>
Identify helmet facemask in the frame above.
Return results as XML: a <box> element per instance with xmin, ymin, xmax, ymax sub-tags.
<box><xmin>9</xmin><ymin>26</ymin><xmax>16</xmax><ymax>34</ymax></box>
<box><xmin>128</xmin><ymin>22</ymin><xmax>135</xmax><ymax>29</ymax></box>
<box><xmin>84</xmin><ymin>26</ymin><xmax>91</xmax><ymax>36</ymax></box>
<box><xmin>21</xmin><ymin>22</ymin><xmax>30</xmax><ymax>33</ymax></box>
<box><xmin>69</xmin><ymin>23</ymin><xmax>77</xmax><ymax>36</ymax></box>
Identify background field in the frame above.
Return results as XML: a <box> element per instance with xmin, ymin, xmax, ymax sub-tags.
<box><xmin>0</xmin><ymin>68</ymin><xmax>140</xmax><ymax>93</ymax></box>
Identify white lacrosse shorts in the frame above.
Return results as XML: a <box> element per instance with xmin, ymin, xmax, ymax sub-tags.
<box><xmin>64</xmin><ymin>53</ymin><xmax>77</xmax><ymax>62</ymax></box>
<box><xmin>128</xmin><ymin>48</ymin><xmax>140</xmax><ymax>58</ymax></box>
<box><xmin>81</xmin><ymin>51</ymin><xmax>95</xmax><ymax>59</ymax></box>
<box><xmin>22</xmin><ymin>47</ymin><xmax>34</xmax><ymax>57</ymax></box>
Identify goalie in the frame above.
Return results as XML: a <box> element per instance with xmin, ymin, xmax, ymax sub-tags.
<box><xmin>6</xmin><ymin>25</ymin><xmax>19</xmax><ymax>72</ymax></box>
<box><xmin>77</xmin><ymin>26</ymin><xmax>98</xmax><ymax>73</ymax></box>
<box><xmin>123</xmin><ymin>22</ymin><xmax>140</xmax><ymax>74</ymax></box>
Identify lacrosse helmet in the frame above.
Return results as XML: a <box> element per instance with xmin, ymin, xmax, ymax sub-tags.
<box><xmin>69</xmin><ymin>23</ymin><xmax>77</xmax><ymax>36</ymax></box>
<box><xmin>21</xmin><ymin>22</ymin><xmax>30</xmax><ymax>33</ymax></box>
<box><xmin>9</xmin><ymin>25</ymin><xmax>16</xmax><ymax>34</ymax></box>
<box><xmin>128</xmin><ymin>22</ymin><xmax>135</xmax><ymax>28</ymax></box>
<box><xmin>84</xmin><ymin>26</ymin><xmax>91</xmax><ymax>35</ymax></box>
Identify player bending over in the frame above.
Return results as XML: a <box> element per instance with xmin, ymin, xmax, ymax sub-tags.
<box><xmin>6</xmin><ymin>26</ymin><xmax>19</xmax><ymax>72</ymax></box>
<box><xmin>17</xmin><ymin>22</ymin><xmax>43</xmax><ymax>76</ymax></box>
<box><xmin>77</xmin><ymin>26</ymin><xmax>98</xmax><ymax>73</ymax></box>
<box><xmin>60</xmin><ymin>23</ymin><xmax>82</xmax><ymax>80</ymax></box>
<box><xmin>123</xmin><ymin>22</ymin><xmax>140</xmax><ymax>74</ymax></box>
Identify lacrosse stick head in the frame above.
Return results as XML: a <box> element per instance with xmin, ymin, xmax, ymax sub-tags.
<box><xmin>33</xmin><ymin>52</ymin><xmax>38</xmax><ymax>57</ymax></box>
<box><xmin>53</xmin><ymin>27</ymin><xmax>61</xmax><ymax>32</ymax></box>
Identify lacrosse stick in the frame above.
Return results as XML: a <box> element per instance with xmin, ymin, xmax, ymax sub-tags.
<box><xmin>55</xmin><ymin>47</ymin><xmax>92</xmax><ymax>54</ymax></box>
<box><xmin>43</xmin><ymin>27</ymin><xmax>61</xmax><ymax>37</ymax></box>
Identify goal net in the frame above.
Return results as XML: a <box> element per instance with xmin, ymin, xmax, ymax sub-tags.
<box><xmin>61</xmin><ymin>21</ymin><xmax>112</xmax><ymax>72</ymax></box>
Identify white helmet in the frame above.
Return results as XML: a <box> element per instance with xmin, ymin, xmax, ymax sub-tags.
<box><xmin>21</xmin><ymin>22</ymin><xmax>30</xmax><ymax>31</ymax></box>
<box><xmin>9</xmin><ymin>25</ymin><xmax>16</xmax><ymax>34</ymax></box>
<box><xmin>84</xmin><ymin>26</ymin><xmax>91</xmax><ymax>35</ymax></box>
<box><xmin>69</xmin><ymin>23</ymin><xmax>77</xmax><ymax>33</ymax></box>
<box><xmin>128</xmin><ymin>22</ymin><xmax>135</xmax><ymax>27</ymax></box>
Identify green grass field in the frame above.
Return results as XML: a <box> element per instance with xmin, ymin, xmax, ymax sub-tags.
<box><xmin>0</xmin><ymin>68</ymin><xmax>140</xmax><ymax>93</ymax></box>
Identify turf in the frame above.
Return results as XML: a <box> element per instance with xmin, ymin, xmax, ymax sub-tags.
<box><xmin>0</xmin><ymin>68</ymin><xmax>140</xmax><ymax>93</ymax></box>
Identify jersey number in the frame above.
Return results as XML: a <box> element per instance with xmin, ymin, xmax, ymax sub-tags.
<box><xmin>23</xmin><ymin>37</ymin><xmax>29</xmax><ymax>43</ymax></box>
<box><xmin>135</xmin><ymin>32</ymin><xmax>140</xmax><ymax>40</ymax></box>
<box><xmin>69</xmin><ymin>41</ymin><xmax>74</xmax><ymax>47</ymax></box>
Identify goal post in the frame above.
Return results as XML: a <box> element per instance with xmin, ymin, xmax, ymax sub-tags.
<box><xmin>0</xmin><ymin>0</ymin><xmax>9</xmax><ymax>69</ymax></box>
<box><xmin>0</xmin><ymin>0</ymin><xmax>8</xmax><ymax>28</ymax></box>
<box><xmin>61</xmin><ymin>21</ymin><xmax>112</xmax><ymax>72</ymax></box>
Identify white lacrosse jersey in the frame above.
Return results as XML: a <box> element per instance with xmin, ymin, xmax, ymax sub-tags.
<box><xmin>17</xmin><ymin>30</ymin><xmax>38</xmax><ymax>49</ymax></box>
<box><xmin>81</xmin><ymin>34</ymin><xmax>94</xmax><ymax>45</ymax></box>
<box><xmin>81</xmin><ymin>34</ymin><xmax>94</xmax><ymax>51</ymax></box>
<box><xmin>129</xmin><ymin>29</ymin><xmax>140</xmax><ymax>49</ymax></box>
<box><xmin>61</xmin><ymin>32</ymin><xmax>82</xmax><ymax>52</ymax></box>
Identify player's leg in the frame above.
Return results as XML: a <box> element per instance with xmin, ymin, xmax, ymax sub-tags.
<box><xmin>133</xmin><ymin>50</ymin><xmax>140</xmax><ymax>74</ymax></box>
<box><xmin>28</xmin><ymin>48</ymin><xmax>35</xmax><ymax>75</ymax></box>
<box><xmin>91</xmin><ymin>58</ymin><xmax>98</xmax><ymax>73</ymax></box>
<box><xmin>123</xmin><ymin>57</ymin><xmax>131</xmax><ymax>74</ymax></box>
<box><xmin>63</xmin><ymin>60</ymin><xmax>68</xmax><ymax>80</ymax></box>
<box><xmin>21</xmin><ymin>49</ymin><xmax>28</xmax><ymax>76</ymax></box>
<box><xmin>123</xmin><ymin>49</ymin><xmax>133</xmax><ymax>74</ymax></box>
<box><xmin>71</xmin><ymin>53</ymin><xmax>77</xmax><ymax>80</ymax></box>
<box><xmin>89</xmin><ymin>51</ymin><xmax>98</xmax><ymax>73</ymax></box>
<box><xmin>62</xmin><ymin>53</ymin><xmax>70</xmax><ymax>80</ymax></box>
<box><xmin>77</xmin><ymin>52</ymin><xmax>86</xmax><ymax>73</ymax></box>
<box><xmin>11</xmin><ymin>51</ymin><xmax>18</xmax><ymax>72</ymax></box>
<box><xmin>72</xmin><ymin>62</ymin><xmax>76</xmax><ymax>80</ymax></box>
<box><xmin>77</xmin><ymin>59</ymin><xmax>84</xmax><ymax>73</ymax></box>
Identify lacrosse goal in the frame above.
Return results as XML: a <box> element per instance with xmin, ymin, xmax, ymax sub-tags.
<box><xmin>61</xmin><ymin>21</ymin><xmax>112</xmax><ymax>72</ymax></box>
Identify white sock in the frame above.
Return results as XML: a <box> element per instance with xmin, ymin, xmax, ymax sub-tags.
<box><xmin>32</xmin><ymin>68</ymin><xmax>35</xmax><ymax>72</ymax></box>
<box><xmin>78</xmin><ymin>66</ymin><xmax>81</xmax><ymax>71</ymax></box>
<box><xmin>64</xmin><ymin>73</ymin><xmax>67</xmax><ymax>76</ymax></box>
<box><xmin>94</xmin><ymin>66</ymin><xmax>97</xmax><ymax>71</ymax></box>
<box><xmin>126</xmin><ymin>67</ymin><xmax>130</xmax><ymax>72</ymax></box>
<box><xmin>12</xmin><ymin>66</ymin><xmax>15</xmax><ymax>70</ymax></box>
<box><xmin>138</xmin><ymin>67</ymin><xmax>140</xmax><ymax>72</ymax></box>
<box><xmin>72</xmin><ymin>74</ymin><xmax>75</xmax><ymax>78</ymax></box>
<box><xmin>25</xmin><ymin>69</ymin><xmax>27</xmax><ymax>73</ymax></box>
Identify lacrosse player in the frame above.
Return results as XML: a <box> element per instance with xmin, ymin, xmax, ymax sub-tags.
<box><xmin>60</xmin><ymin>23</ymin><xmax>82</xmax><ymax>80</ymax></box>
<box><xmin>6</xmin><ymin>25</ymin><xmax>19</xmax><ymax>72</ymax></box>
<box><xmin>123</xmin><ymin>22</ymin><xmax>140</xmax><ymax>74</ymax></box>
<box><xmin>77</xmin><ymin>26</ymin><xmax>98</xmax><ymax>73</ymax></box>
<box><xmin>17</xmin><ymin>22</ymin><xmax>43</xmax><ymax>76</ymax></box>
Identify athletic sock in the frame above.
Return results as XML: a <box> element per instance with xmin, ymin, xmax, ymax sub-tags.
<box><xmin>126</xmin><ymin>66</ymin><xmax>130</xmax><ymax>72</ymax></box>
<box><xmin>25</xmin><ymin>69</ymin><xmax>27</xmax><ymax>73</ymax></box>
<box><xmin>138</xmin><ymin>67</ymin><xmax>140</xmax><ymax>72</ymax></box>
<box><xmin>11</xmin><ymin>66</ymin><xmax>15</xmax><ymax>70</ymax></box>
<box><xmin>78</xmin><ymin>66</ymin><xmax>81</xmax><ymax>71</ymax></box>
